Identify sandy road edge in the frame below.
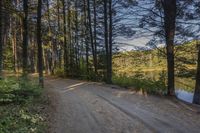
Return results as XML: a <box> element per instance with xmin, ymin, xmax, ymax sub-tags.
<box><xmin>43</xmin><ymin>81</ymin><xmax>61</xmax><ymax>133</ymax></box>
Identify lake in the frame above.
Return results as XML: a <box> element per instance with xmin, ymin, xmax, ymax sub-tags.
<box><xmin>135</xmin><ymin>70</ymin><xmax>195</xmax><ymax>103</ymax></box>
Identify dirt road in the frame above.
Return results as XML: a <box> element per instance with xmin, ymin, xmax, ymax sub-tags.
<box><xmin>45</xmin><ymin>78</ymin><xmax>200</xmax><ymax>133</ymax></box>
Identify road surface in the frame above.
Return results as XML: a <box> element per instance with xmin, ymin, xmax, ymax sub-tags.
<box><xmin>45</xmin><ymin>77</ymin><xmax>200</xmax><ymax>133</ymax></box>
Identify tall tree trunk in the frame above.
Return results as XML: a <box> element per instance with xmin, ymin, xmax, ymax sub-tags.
<box><xmin>67</xmin><ymin>1</ymin><xmax>72</xmax><ymax>74</ymax></box>
<box><xmin>93</xmin><ymin>0</ymin><xmax>98</xmax><ymax>75</ymax></box>
<box><xmin>0</xmin><ymin>0</ymin><xmax>3</xmax><ymax>78</ymax></box>
<box><xmin>37</xmin><ymin>0</ymin><xmax>44</xmax><ymax>87</ymax></box>
<box><xmin>108</xmin><ymin>0</ymin><xmax>113</xmax><ymax>83</ymax></box>
<box><xmin>193</xmin><ymin>42</ymin><xmax>200</xmax><ymax>104</ymax></box>
<box><xmin>22</xmin><ymin>0</ymin><xmax>29</xmax><ymax>76</ymax></box>
<box><xmin>75</xmin><ymin>0</ymin><xmax>79</xmax><ymax>74</ymax></box>
<box><xmin>57</xmin><ymin>0</ymin><xmax>61</xmax><ymax>32</ymax></box>
<box><xmin>87</xmin><ymin>0</ymin><xmax>97</xmax><ymax>75</ymax></box>
<box><xmin>83</xmin><ymin>0</ymin><xmax>89</xmax><ymax>74</ymax></box>
<box><xmin>163</xmin><ymin>0</ymin><xmax>176</xmax><ymax>95</ymax></box>
<box><xmin>46</xmin><ymin>0</ymin><xmax>53</xmax><ymax>75</ymax></box>
<box><xmin>12</xmin><ymin>21</ymin><xmax>17</xmax><ymax>73</ymax></box>
<box><xmin>57</xmin><ymin>0</ymin><xmax>62</xmax><ymax>69</ymax></box>
<box><xmin>30</xmin><ymin>36</ymin><xmax>35</xmax><ymax>73</ymax></box>
<box><xmin>104</xmin><ymin>0</ymin><xmax>110</xmax><ymax>83</ymax></box>
<box><xmin>62</xmin><ymin>0</ymin><xmax>68</xmax><ymax>76</ymax></box>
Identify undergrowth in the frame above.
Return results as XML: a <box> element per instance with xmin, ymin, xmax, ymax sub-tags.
<box><xmin>0</xmin><ymin>77</ymin><xmax>47</xmax><ymax>133</ymax></box>
<box><xmin>112</xmin><ymin>73</ymin><xmax>167</xmax><ymax>95</ymax></box>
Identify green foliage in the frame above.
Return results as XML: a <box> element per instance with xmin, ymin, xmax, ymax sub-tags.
<box><xmin>113</xmin><ymin>72</ymin><xmax>167</xmax><ymax>95</ymax></box>
<box><xmin>54</xmin><ymin>68</ymin><xmax>65</xmax><ymax>77</ymax></box>
<box><xmin>113</xmin><ymin>41</ymin><xmax>197</xmax><ymax>77</ymax></box>
<box><xmin>113</xmin><ymin>41</ymin><xmax>198</xmax><ymax>93</ymax></box>
<box><xmin>0</xmin><ymin>105</ymin><xmax>46</xmax><ymax>133</ymax></box>
<box><xmin>3</xmin><ymin>41</ymin><xmax>14</xmax><ymax>71</ymax></box>
<box><xmin>0</xmin><ymin>77</ymin><xmax>46</xmax><ymax>133</ymax></box>
<box><xmin>0</xmin><ymin>77</ymin><xmax>41</xmax><ymax>104</ymax></box>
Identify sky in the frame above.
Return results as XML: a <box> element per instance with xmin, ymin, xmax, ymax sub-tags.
<box><xmin>116</xmin><ymin>37</ymin><xmax>151</xmax><ymax>51</ymax></box>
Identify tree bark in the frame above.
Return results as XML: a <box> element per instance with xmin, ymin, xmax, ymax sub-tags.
<box><xmin>0</xmin><ymin>0</ymin><xmax>3</xmax><ymax>78</ymax></box>
<box><xmin>57</xmin><ymin>0</ymin><xmax>62</xmax><ymax>69</ymax></box>
<box><xmin>12</xmin><ymin>17</ymin><xmax>18</xmax><ymax>73</ymax></box>
<box><xmin>108</xmin><ymin>0</ymin><xmax>113</xmax><ymax>84</ymax></box>
<box><xmin>67</xmin><ymin>1</ymin><xmax>72</xmax><ymax>74</ymax></box>
<box><xmin>93</xmin><ymin>0</ymin><xmax>98</xmax><ymax>75</ymax></box>
<box><xmin>75</xmin><ymin>0</ymin><xmax>79</xmax><ymax>73</ymax></box>
<box><xmin>83</xmin><ymin>0</ymin><xmax>89</xmax><ymax>74</ymax></box>
<box><xmin>22</xmin><ymin>0</ymin><xmax>29</xmax><ymax>76</ymax></box>
<box><xmin>37</xmin><ymin>0</ymin><xmax>44</xmax><ymax>87</ymax></box>
<box><xmin>87</xmin><ymin>0</ymin><xmax>97</xmax><ymax>75</ymax></box>
<box><xmin>104</xmin><ymin>0</ymin><xmax>111</xmax><ymax>83</ymax></box>
<box><xmin>193</xmin><ymin>43</ymin><xmax>200</xmax><ymax>104</ymax></box>
<box><xmin>62</xmin><ymin>0</ymin><xmax>68</xmax><ymax>77</ymax></box>
<box><xmin>162</xmin><ymin>0</ymin><xmax>176</xmax><ymax>95</ymax></box>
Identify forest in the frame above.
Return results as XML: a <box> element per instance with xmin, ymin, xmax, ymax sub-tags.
<box><xmin>0</xmin><ymin>0</ymin><xmax>200</xmax><ymax>133</ymax></box>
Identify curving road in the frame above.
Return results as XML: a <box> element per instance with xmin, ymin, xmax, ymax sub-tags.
<box><xmin>46</xmin><ymin>78</ymin><xmax>200</xmax><ymax>133</ymax></box>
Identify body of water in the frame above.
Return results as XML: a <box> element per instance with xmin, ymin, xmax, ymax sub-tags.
<box><xmin>135</xmin><ymin>70</ymin><xmax>196</xmax><ymax>103</ymax></box>
<box><xmin>175</xmin><ymin>90</ymin><xmax>194</xmax><ymax>103</ymax></box>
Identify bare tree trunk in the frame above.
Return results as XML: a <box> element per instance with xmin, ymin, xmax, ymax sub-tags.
<box><xmin>93</xmin><ymin>0</ymin><xmax>98</xmax><ymax>75</ymax></box>
<box><xmin>87</xmin><ymin>0</ymin><xmax>97</xmax><ymax>75</ymax></box>
<box><xmin>0</xmin><ymin>0</ymin><xmax>3</xmax><ymax>78</ymax></box>
<box><xmin>57</xmin><ymin>0</ymin><xmax>62</xmax><ymax>69</ymax></box>
<box><xmin>67</xmin><ymin>1</ymin><xmax>72</xmax><ymax>74</ymax></box>
<box><xmin>22</xmin><ymin>0</ymin><xmax>29</xmax><ymax>76</ymax></box>
<box><xmin>37</xmin><ymin>0</ymin><xmax>44</xmax><ymax>87</ymax></box>
<box><xmin>46</xmin><ymin>0</ymin><xmax>54</xmax><ymax>75</ymax></box>
<box><xmin>83</xmin><ymin>0</ymin><xmax>89</xmax><ymax>74</ymax></box>
<box><xmin>30</xmin><ymin>36</ymin><xmax>35</xmax><ymax>73</ymax></box>
<box><xmin>104</xmin><ymin>0</ymin><xmax>110</xmax><ymax>83</ymax></box>
<box><xmin>163</xmin><ymin>0</ymin><xmax>176</xmax><ymax>95</ymax></box>
<box><xmin>75</xmin><ymin>0</ymin><xmax>79</xmax><ymax>73</ymax></box>
<box><xmin>108</xmin><ymin>0</ymin><xmax>113</xmax><ymax>83</ymax></box>
<box><xmin>12</xmin><ymin>21</ymin><xmax>17</xmax><ymax>73</ymax></box>
<box><xmin>62</xmin><ymin>0</ymin><xmax>68</xmax><ymax>76</ymax></box>
<box><xmin>193</xmin><ymin>43</ymin><xmax>200</xmax><ymax>104</ymax></box>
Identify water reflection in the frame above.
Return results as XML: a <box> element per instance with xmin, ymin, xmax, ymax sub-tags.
<box><xmin>175</xmin><ymin>90</ymin><xmax>194</xmax><ymax>103</ymax></box>
<box><xmin>133</xmin><ymin>70</ymin><xmax>195</xmax><ymax>103</ymax></box>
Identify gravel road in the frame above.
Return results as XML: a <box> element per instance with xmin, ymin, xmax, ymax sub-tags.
<box><xmin>45</xmin><ymin>77</ymin><xmax>200</xmax><ymax>133</ymax></box>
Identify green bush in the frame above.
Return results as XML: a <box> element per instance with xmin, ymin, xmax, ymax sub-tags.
<box><xmin>112</xmin><ymin>73</ymin><xmax>167</xmax><ymax>95</ymax></box>
<box><xmin>0</xmin><ymin>105</ymin><xmax>45</xmax><ymax>133</ymax></box>
<box><xmin>54</xmin><ymin>68</ymin><xmax>64</xmax><ymax>77</ymax></box>
<box><xmin>0</xmin><ymin>77</ymin><xmax>41</xmax><ymax>104</ymax></box>
<box><xmin>0</xmin><ymin>77</ymin><xmax>46</xmax><ymax>133</ymax></box>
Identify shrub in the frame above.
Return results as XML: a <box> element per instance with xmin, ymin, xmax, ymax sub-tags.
<box><xmin>54</xmin><ymin>68</ymin><xmax>64</xmax><ymax>77</ymax></box>
<box><xmin>112</xmin><ymin>73</ymin><xmax>167</xmax><ymax>95</ymax></box>
<box><xmin>0</xmin><ymin>77</ymin><xmax>41</xmax><ymax>104</ymax></box>
<box><xmin>0</xmin><ymin>77</ymin><xmax>46</xmax><ymax>133</ymax></box>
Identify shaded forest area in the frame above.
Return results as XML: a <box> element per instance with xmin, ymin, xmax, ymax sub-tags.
<box><xmin>0</xmin><ymin>1</ymin><xmax>200</xmax><ymax>103</ymax></box>
<box><xmin>1</xmin><ymin>0</ymin><xmax>200</xmax><ymax>132</ymax></box>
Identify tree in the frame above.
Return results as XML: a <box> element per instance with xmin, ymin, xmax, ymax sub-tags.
<box><xmin>62</xmin><ymin>0</ymin><xmax>68</xmax><ymax>77</ymax></box>
<box><xmin>87</xmin><ymin>0</ymin><xmax>97</xmax><ymax>75</ymax></box>
<box><xmin>193</xmin><ymin>42</ymin><xmax>200</xmax><ymax>104</ymax></box>
<box><xmin>93</xmin><ymin>0</ymin><xmax>98</xmax><ymax>75</ymax></box>
<box><xmin>37</xmin><ymin>0</ymin><xmax>44</xmax><ymax>87</ymax></box>
<box><xmin>22</xmin><ymin>0</ymin><xmax>29</xmax><ymax>76</ymax></box>
<box><xmin>162</xmin><ymin>0</ymin><xmax>177</xmax><ymax>95</ymax></box>
<box><xmin>108</xmin><ymin>0</ymin><xmax>113</xmax><ymax>84</ymax></box>
<box><xmin>0</xmin><ymin>0</ymin><xmax>3</xmax><ymax>78</ymax></box>
<box><xmin>104</xmin><ymin>0</ymin><xmax>110</xmax><ymax>83</ymax></box>
<box><xmin>192</xmin><ymin>1</ymin><xmax>200</xmax><ymax>105</ymax></box>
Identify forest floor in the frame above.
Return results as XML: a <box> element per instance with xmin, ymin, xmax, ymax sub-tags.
<box><xmin>45</xmin><ymin>77</ymin><xmax>200</xmax><ymax>133</ymax></box>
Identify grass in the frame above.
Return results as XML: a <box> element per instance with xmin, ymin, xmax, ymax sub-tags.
<box><xmin>0</xmin><ymin>77</ymin><xmax>47</xmax><ymax>133</ymax></box>
<box><xmin>112</xmin><ymin>74</ymin><xmax>167</xmax><ymax>95</ymax></box>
